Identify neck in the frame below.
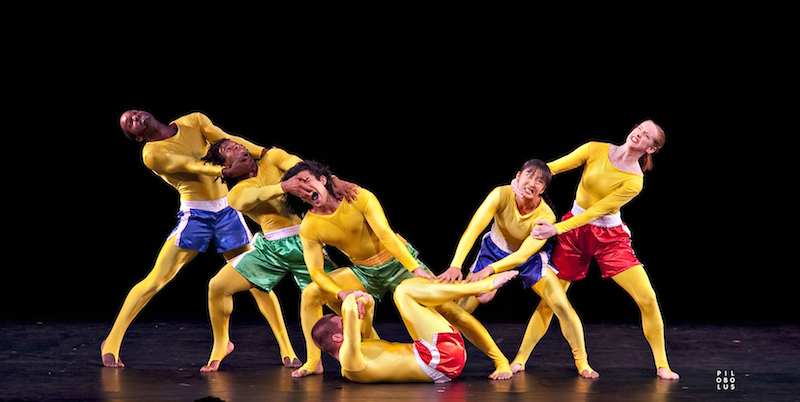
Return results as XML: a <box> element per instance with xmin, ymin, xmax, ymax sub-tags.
<box><xmin>310</xmin><ymin>194</ymin><xmax>340</xmax><ymax>216</ymax></box>
<box><xmin>515</xmin><ymin>194</ymin><xmax>540</xmax><ymax>215</ymax></box>
<box><xmin>148</xmin><ymin>122</ymin><xmax>179</xmax><ymax>142</ymax></box>
<box><xmin>616</xmin><ymin>143</ymin><xmax>645</xmax><ymax>162</ymax></box>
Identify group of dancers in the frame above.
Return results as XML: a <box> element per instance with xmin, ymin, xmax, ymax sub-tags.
<box><xmin>103</xmin><ymin>109</ymin><xmax>678</xmax><ymax>383</ymax></box>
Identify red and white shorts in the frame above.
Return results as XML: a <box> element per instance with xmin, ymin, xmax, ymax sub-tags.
<box><xmin>551</xmin><ymin>202</ymin><xmax>642</xmax><ymax>282</ymax></box>
<box><xmin>412</xmin><ymin>329</ymin><xmax>466</xmax><ymax>383</ymax></box>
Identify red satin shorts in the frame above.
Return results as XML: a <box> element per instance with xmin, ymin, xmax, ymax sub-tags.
<box><xmin>551</xmin><ymin>211</ymin><xmax>642</xmax><ymax>281</ymax></box>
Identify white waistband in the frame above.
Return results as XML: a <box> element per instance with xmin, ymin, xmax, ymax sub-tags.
<box><xmin>570</xmin><ymin>201</ymin><xmax>623</xmax><ymax>228</ymax></box>
<box><xmin>489</xmin><ymin>224</ymin><xmax>517</xmax><ymax>254</ymax></box>
<box><xmin>261</xmin><ymin>225</ymin><xmax>301</xmax><ymax>241</ymax></box>
<box><xmin>179</xmin><ymin>197</ymin><xmax>229</xmax><ymax>213</ymax></box>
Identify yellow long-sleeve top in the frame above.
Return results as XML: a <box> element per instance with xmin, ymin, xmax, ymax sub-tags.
<box><xmin>226</xmin><ymin>148</ymin><xmax>302</xmax><ymax>233</ymax></box>
<box><xmin>339</xmin><ymin>294</ymin><xmax>429</xmax><ymax>383</ymax></box>
<box><xmin>548</xmin><ymin>142</ymin><xmax>643</xmax><ymax>234</ymax></box>
<box><xmin>299</xmin><ymin>189</ymin><xmax>418</xmax><ymax>297</ymax></box>
<box><xmin>449</xmin><ymin>186</ymin><xmax>556</xmax><ymax>273</ymax></box>
<box><xmin>141</xmin><ymin>113</ymin><xmax>265</xmax><ymax>201</ymax></box>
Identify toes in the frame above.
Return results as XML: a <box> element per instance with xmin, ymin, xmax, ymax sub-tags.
<box><xmin>101</xmin><ymin>353</ymin><xmax>123</xmax><ymax>368</ymax></box>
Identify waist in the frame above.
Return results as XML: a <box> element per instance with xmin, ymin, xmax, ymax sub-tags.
<box><xmin>352</xmin><ymin>235</ymin><xmax>409</xmax><ymax>267</ymax></box>
<box><xmin>489</xmin><ymin>224</ymin><xmax>518</xmax><ymax>254</ymax></box>
<box><xmin>571</xmin><ymin>200</ymin><xmax>622</xmax><ymax>228</ymax></box>
<box><xmin>180</xmin><ymin>197</ymin><xmax>230</xmax><ymax>213</ymax></box>
<box><xmin>261</xmin><ymin>225</ymin><xmax>301</xmax><ymax>241</ymax></box>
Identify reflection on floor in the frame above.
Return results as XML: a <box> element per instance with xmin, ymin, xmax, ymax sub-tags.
<box><xmin>1</xmin><ymin>320</ymin><xmax>797</xmax><ymax>401</ymax></box>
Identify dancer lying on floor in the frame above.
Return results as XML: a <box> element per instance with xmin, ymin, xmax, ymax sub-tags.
<box><xmin>313</xmin><ymin>272</ymin><xmax>519</xmax><ymax>383</ymax></box>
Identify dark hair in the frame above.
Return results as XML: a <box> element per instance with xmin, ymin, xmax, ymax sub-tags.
<box><xmin>202</xmin><ymin>139</ymin><xmax>230</xmax><ymax>166</ymax></box>
<box><xmin>201</xmin><ymin>139</ymin><xmax>236</xmax><ymax>186</ymax></box>
<box><xmin>519</xmin><ymin>159</ymin><xmax>552</xmax><ymax>188</ymax></box>
<box><xmin>282</xmin><ymin>160</ymin><xmax>336</xmax><ymax>218</ymax></box>
<box><xmin>311</xmin><ymin>313</ymin><xmax>341</xmax><ymax>354</ymax></box>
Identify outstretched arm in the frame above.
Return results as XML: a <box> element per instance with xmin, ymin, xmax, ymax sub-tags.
<box><xmin>360</xmin><ymin>192</ymin><xmax>426</xmax><ymax>277</ymax></box>
<box><xmin>301</xmin><ymin>235</ymin><xmax>347</xmax><ymax>298</ymax></box>
<box><xmin>144</xmin><ymin>151</ymin><xmax>225</xmax><ymax>177</ymax></box>
<box><xmin>439</xmin><ymin>189</ymin><xmax>500</xmax><ymax>283</ymax></box>
<box><xmin>195</xmin><ymin>113</ymin><xmax>265</xmax><ymax>158</ymax></box>
<box><xmin>530</xmin><ymin>180</ymin><xmax>641</xmax><ymax>239</ymax></box>
<box><xmin>226</xmin><ymin>148</ymin><xmax>304</xmax><ymax>212</ymax></box>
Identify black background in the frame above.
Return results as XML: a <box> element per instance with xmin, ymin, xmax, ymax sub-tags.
<box><xmin>5</xmin><ymin>8</ymin><xmax>796</xmax><ymax>329</ymax></box>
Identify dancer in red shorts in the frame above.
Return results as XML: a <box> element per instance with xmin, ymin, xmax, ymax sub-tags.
<box><xmin>514</xmin><ymin>119</ymin><xmax>679</xmax><ymax>380</ymax></box>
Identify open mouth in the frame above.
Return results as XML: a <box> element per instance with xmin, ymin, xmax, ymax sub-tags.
<box><xmin>311</xmin><ymin>191</ymin><xmax>319</xmax><ymax>202</ymax></box>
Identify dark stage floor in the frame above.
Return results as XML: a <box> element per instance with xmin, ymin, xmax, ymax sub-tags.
<box><xmin>1</xmin><ymin>319</ymin><xmax>798</xmax><ymax>401</ymax></box>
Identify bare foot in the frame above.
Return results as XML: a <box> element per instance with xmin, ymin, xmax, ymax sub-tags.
<box><xmin>492</xmin><ymin>270</ymin><xmax>518</xmax><ymax>289</ymax></box>
<box><xmin>657</xmin><ymin>367</ymin><xmax>680</xmax><ymax>380</ymax></box>
<box><xmin>580</xmin><ymin>369</ymin><xmax>600</xmax><ymax>379</ymax></box>
<box><xmin>510</xmin><ymin>363</ymin><xmax>524</xmax><ymax>373</ymax></box>
<box><xmin>200</xmin><ymin>341</ymin><xmax>235</xmax><ymax>372</ymax></box>
<box><xmin>283</xmin><ymin>357</ymin><xmax>302</xmax><ymax>368</ymax></box>
<box><xmin>489</xmin><ymin>366</ymin><xmax>513</xmax><ymax>380</ymax></box>
<box><xmin>100</xmin><ymin>340</ymin><xmax>124</xmax><ymax>368</ymax></box>
<box><xmin>476</xmin><ymin>290</ymin><xmax>498</xmax><ymax>304</ymax></box>
<box><xmin>200</xmin><ymin>361</ymin><xmax>221</xmax><ymax>372</ymax></box>
<box><xmin>291</xmin><ymin>359</ymin><xmax>323</xmax><ymax>378</ymax></box>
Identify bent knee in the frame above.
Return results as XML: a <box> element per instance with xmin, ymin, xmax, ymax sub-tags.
<box><xmin>207</xmin><ymin>276</ymin><xmax>229</xmax><ymax>297</ymax></box>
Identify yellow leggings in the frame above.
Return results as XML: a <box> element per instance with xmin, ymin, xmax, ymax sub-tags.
<box><xmin>461</xmin><ymin>268</ymin><xmax>592</xmax><ymax>375</ymax></box>
<box><xmin>297</xmin><ymin>268</ymin><xmax>511</xmax><ymax>376</ymax></box>
<box><xmin>393</xmin><ymin>277</ymin><xmax>498</xmax><ymax>342</ymax></box>
<box><xmin>101</xmin><ymin>237</ymin><xmax>249</xmax><ymax>364</ymax></box>
<box><xmin>205</xmin><ymin>263</ymin><xmax>297</xmax><ymax>366</ymax></box>
<box><xmin>511</xmin><ymin>265</ymin><xmax>673</xmax><ymax>372</ymax></box>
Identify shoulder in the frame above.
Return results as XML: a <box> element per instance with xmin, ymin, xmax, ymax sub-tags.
<box><xmin>536</xmin><ymin>201</ymin><xmax>557</xmax><ymax>222</ymax></box>
<box><xmin>491</xmin><ymin>186</ymin><xmax>512</xmax><ymax>203</ymax></box>
<box><xmin>355</xmin><ymin>187</ymin><xmax>376</xmax><ymax>202</ymax></box>
<box><xmin>171</xmin><ymin>112</ymin><xmax>208</xmax><ymax>127</ymax></box>
<box><xmin>142</xmin><ymin>142</ymin><xmax>167</xmax><ymax>166</ymax></box>
<box><xmin>586</xmin><ymin>141</ymin><xmax>609</xmax><ymax>153</ymax></box>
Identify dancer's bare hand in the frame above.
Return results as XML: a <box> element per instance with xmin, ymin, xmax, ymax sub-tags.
<box><xmin>412</xmin><ymin>267</ymin><xmax>435</xmax><ymax>281</ymax></box>
<box><xmin>465</xmin><ymin>266</ymin><xmax>494</xmax><ymax>283</ymax></box>
<box><xmin>332</xmin><ymin>177</ymin><xmax>360</xmax><ymax>203</ymax></box>
<box><xmin>530</xmin><ymin>221</ymin><xmax>557</xmax><ymax>239</ymax></box>
<box><xmin>436</xmin><ymin>267</ymin><xmax>463</xmax><ymax>283</ymax></box>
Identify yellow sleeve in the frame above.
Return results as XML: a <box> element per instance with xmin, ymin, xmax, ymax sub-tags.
<box><xmin>227</xmin><ymin>180</ymin><xmax>284</xmax><ymax>213</ymax></box>
<box><xmin>490</xmin><ymin>202</ymin><xmax>555</xmax><ymax>273</ymax></box>
<box><xmin>547</xmin><ymin>142</ymin><xmax>591</xmax><ymax>175</ymax></box>
<box><xmin>143</xmin><ymin>149</ymin><xmax>224</xmax><ymax>177</ymax></box>
<box><xmin>340</xmin><ymin>294</ymin><xmax>368</xmax><ymax>372</ymax></box>
<box><xmin>193</xmin><ymin>113</ymin><xmax>265</xmax><ymax>158</ymax></box>
<box><xmin>554</xmin><ymin>179</ymin><xmax>642</xmax><ymax>234</ymax></box>
<box><xmin>361</xmin><ymin>193</ymin><xmax>420</xmax><ymax>272</ymax></box>
<box><xmin>265</xmin><ymin>147</ymin><xmax>303</xmax><ymax>171</ymax></box>
<box><xmin>300</xmin><ymin>232</ymin><xmax>344</xmax><ymax>296</ymax></box>
<box><xmin>489</xmin><ymin>237</ymin><xmax>549</xmax><ymax>273</ymax></box>
<box><xmin>449</xmin><ymin>188</ymin><xmax>501</xmax><ymax>269</ymax></box>
<box><xmin>227</xmin><ymin>149</ymin><xmax>302</xmax><ymax>213</ymax></box>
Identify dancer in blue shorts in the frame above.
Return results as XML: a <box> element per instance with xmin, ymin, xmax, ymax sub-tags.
<box><xmin>437</xmin><ymin>159</ymin><xmax>597</xmax><ymax>378</ymax></box>
<box><xmin>102</xmin><ymin>110</ymin><xmax>264</xmax><ymax>368</ymax></box>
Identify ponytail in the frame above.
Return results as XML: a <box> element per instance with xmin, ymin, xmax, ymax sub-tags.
<box><xmin>640</xmin><ymin>153</ymin><xmax>655</xmax><ymax>172</ymax></box>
